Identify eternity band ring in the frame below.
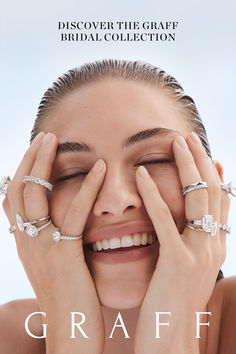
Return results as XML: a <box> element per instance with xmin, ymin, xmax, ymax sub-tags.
<box><xmin>185</xmin><ymin>214</ymin><xmax>217</xmax><ymax>237</ymax></box>
<box><xmin>23</xmin><ymin>176</ymin><xmax>53</xmax><ymax>191</ymax></box>
<box><xmin>220</xmin><ymin>182</ymin><xmax>236</xmax><ymax>197</ymax></box>
<box><xmin>182</xmin><ymin>181</ymin><xmax>208</xmax><ymax>196</ymax></box>
<box><xmin>53</xmin><ymin>228</ymin><xmax>83</xmax><ymax>243</ymax></box>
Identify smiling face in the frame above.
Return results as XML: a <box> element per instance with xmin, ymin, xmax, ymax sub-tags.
<box><xmin>42</xmin><ymin>78</ymin><xmax>192</xmax><ymax>309</ymax></box>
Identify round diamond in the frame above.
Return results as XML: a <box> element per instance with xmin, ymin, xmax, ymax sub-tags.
<box><xmin>26</xmin><ymin>225</ymin><xmax>38</xmax><ymax>237</ymax></box>
<box><xmin>16</xmin><ymin>213</ymin><xmax>25</xmax><ymax>232</ymax></box>
<box><xmin>53</xmin><ymin>230</ymin><xmax>61</xmax><ymax>242</ymax></box>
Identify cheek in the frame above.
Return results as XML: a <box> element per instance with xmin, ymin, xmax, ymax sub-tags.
<box><xmin>47</xmin><ymin>183</ymin><xmax>82</xmax><ymax>226</ymax></box>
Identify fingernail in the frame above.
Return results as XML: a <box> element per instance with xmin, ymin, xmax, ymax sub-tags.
<box><xmin>43</xmin><ymin>132</ymin><xmax>54</xmax><ymax>145</ymax></box>
<box><xmin>138</xmin><ymin>166</ymin><xmax>150</xmax><ymax>179</ymax></box>
<box><xmin>190</xmin><ymin>132</ymin><xmax>201</xmax><ymax>144</ymax></box>
<box><xmin>92</xmin><ymin>159</ymin><xmax>105</xmax><ymax>172</ymax></box>
<box><xmin>32</xmin><ymin>132</ymin><xmax>44</xmax><ymax>144</ymax></box>
<box><xmin>176</xmin><ymin>136</ymin><xmax>188</xmax><ymax>149</ymax></box>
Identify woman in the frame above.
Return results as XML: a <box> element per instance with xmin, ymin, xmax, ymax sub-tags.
<box><xmin>0</xmin><ymin>59</ymin><xmax>235</xmax><ymax>354</ymax></box>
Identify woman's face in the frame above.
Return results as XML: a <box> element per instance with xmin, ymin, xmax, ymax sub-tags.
<box><xmin>43</xmin><ymin>78</ymin><xmax>192</xmax><ymax>309</ymax></box>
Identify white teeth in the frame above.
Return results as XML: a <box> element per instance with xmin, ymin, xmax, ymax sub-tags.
<box><xmin>141</xmin><ymin>232</ymin><xmax>147</xmax><ymax>245</ymax></box>
<box><xmin>133</xmin><ymin>233</ymin><xmax>141</xmax><ymax>246</ymax></box>
<box><xmin>101</xmin><ymin>239</ymin><xmax>109</xmax><ymax>250</ymax></box>
<box><xmin>91</xmin><ymin>232</ymin><xmax>157</xmax><ymax>252</ymax></box>
<box><xmin>109</xmin><ymin>238</ymin><xmax>122</xmax><ymax>249</ymax></box>
<box><xmin>121</xmin><ymin>235</ymin><xmax>133</xmax><ymax>248</ymax></box>
<box><xmin>96</xmin><ymin>241</ymin><xmax>102</xmax><ymax>251</ymax></box>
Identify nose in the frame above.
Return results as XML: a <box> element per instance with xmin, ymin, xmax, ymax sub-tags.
<box><xmin>92</xmin><ymin>165</ymin><xmax>143</xmax><ymax>217</ymax></box>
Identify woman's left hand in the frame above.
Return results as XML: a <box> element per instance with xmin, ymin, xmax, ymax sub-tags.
<box><xmin>134</xmin><ymin>132</ymin><xmax>230</xmax><ymax>354</ymax></box>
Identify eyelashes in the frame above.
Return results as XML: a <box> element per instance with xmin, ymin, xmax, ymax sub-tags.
<box><xmin>55</xmin><ymin>159</ymin><xmax>173</xmax><ymax>183</ymax></box>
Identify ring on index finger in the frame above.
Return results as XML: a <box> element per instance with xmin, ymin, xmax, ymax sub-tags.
<box><xmin>182</xmin><ymin>181</ymin><xmax>208</xmax><ymax>196</ymax></box>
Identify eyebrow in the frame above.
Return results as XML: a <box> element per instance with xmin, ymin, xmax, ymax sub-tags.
<box><xmin>56</xmin><ymin>127</ymin><xmax>179</xmax><ymax>154</ymax></box>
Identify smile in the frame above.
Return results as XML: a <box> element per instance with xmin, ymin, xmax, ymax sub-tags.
<box><xmin>88</xmin><ymin>232</ymin><xmax>158</xmax><ymax>252</ymax></box>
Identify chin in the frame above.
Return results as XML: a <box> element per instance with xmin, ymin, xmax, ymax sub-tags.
<box><xmin>87</xmin><ymin>253</ymin><xmax>158</xmax><ymax>310</ymax></box>
<box><xmin>98</xmin><ymin>285</ymin><xmax>148</xmax><ymax>310</ymax></box>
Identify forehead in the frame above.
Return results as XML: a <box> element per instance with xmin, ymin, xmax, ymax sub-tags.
<box><xmin>43</xmin><ymin>78</ymin><xmax>190</xmax><ymax>143</ymax></box>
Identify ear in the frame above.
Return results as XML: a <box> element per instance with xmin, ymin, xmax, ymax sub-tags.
<box><xmin>213</xmin><ymin>160</ymin><xmax>224</xmax><ymax>182</ymax></box>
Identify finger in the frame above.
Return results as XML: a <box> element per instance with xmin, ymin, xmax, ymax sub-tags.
<box><xmin>24</xmin><ymin>133</ymin><xmax>58</xmax><ymax>220</ymax></box>
<box><xmin>173</xmin><ymin>135</ymin><xmax>209</xmax><ymax>221</ymax></box>
<box><xmin>186</xmin><ymin>133</ymin><xmax>221</xmax><ymax>221</ymax></box>
<box><xmin>61</xmin><ymin>159</ymin><xmax>106</xmax><ymax>236</ymax></box>
<box><xmin>136</xmin><ymin>165</ymin><xmax>180</xmax><ymax>248</ymax></box>
<box><xmin>6</xmin><ymin>132</ymin><xmax>45</xmax><ymax>236</ymax></box>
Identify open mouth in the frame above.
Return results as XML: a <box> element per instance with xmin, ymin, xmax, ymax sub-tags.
<box><xmin>85</xmin><ymin>231</ymin><xmax>158</xmax><ymax>253</ymax></box>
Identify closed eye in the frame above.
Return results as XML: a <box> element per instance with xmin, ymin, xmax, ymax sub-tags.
<box><xmin>54</xmin><ymin>159</ymin><xmax>173</xmax><ymax>183</ymax></box>
<box><xmin>55</xmin><ymin>171</ymin><xmax>88</xmax><ymax>183</ymax></box>
<box><xmin>135</xmin><ymin>159</ymin><xmax>173</xmax><ymax>166</ymax></box>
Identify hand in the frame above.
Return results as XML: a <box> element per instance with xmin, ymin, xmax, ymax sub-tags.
<box><xmin>134</xmin><ymin>132</ymin><xmax>230</xmax><ymax>354</ymax></box>
<box><xmin>3</xmin><ymin>132</ymin><xmax>106</xmax><ymax>354</ymax></box>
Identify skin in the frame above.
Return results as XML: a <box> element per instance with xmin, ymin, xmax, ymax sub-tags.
<box><xmin>0</xmin><ymin>78</ymin><xmax>235</xmax><ymax>353</ymax></box>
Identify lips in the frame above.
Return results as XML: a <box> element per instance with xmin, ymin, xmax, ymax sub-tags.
<box><xmin>83</xmin><ymin>221</ymin><xmax>159</xmax><ymax>264</ymax></box>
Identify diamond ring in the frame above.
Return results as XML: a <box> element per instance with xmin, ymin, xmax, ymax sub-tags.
<box><xmin>185</xmin><ymin>214</ymin><xmax>217</xmax><ymax>237</ymax></box>
<box><xmin>52</xmin><ymin>228</ymin><xmax>83</xmax><ymax>243</ymax></box>
<box><xmin>0</xmin><ymin>176</ymin><xmax>11</xmax><ymax>196</ymax></box>
<box><xmin>220</xmin><ymin>182</ymin><xmax>236</xmax><ymax>197</ymax></box>
<box><xmin>23</xmin><ymin>176</ymin><xmax>53</xmax><ymax>191</ymax></box>
<box><xmin>16</xmin><ymin>213</ymin><xmax>51</xmax><ymax>237</ymax></box>
<box><xmin>182</xmin><ymin>181</ymin><xmax>208</xmax><ymax>196</ymax></box>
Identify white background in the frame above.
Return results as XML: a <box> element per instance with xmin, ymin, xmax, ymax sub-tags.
<box><xmin>0</xmin><ymin>0</ymin><xmax>235</xmax><ymax>303</ymax></box>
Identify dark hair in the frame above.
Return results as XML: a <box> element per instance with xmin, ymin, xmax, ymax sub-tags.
<box><xmin>31</xmin><ymin>58</ymin><xmax>223</xmax><ymax>281</ymax></box>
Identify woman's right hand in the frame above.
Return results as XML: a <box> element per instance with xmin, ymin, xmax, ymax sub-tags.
<box><xmin>3</xmin><ymin>132</ymin><xmax>106</xmax><ymax>354</ymax></box>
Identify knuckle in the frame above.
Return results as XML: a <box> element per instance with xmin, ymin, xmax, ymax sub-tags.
<box><xmin>196</xmin><ymin>188</ymin><xmax>208</xmax><ymax>202</ymax></box>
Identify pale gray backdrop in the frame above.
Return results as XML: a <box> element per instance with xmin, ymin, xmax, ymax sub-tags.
<box><xmin>0</xmin><ymin>0</ymin><xmax>235</xmax><ymax>303</ymax></box>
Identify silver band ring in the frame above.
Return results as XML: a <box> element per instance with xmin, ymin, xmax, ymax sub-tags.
<box><xmin>0</xmin><ymin>176</ymin><xmax>11</xmax><ymax>196</ymax></box>
<box><xmin>182</xmin><ymin>181</ymin><xmax>208</xmax><ymax>196</ymax></box>
<box><xmin>53</xmin><ymin>228</ymin><xmax>83</xmax><ymax>243</ymax></box>
<box><xmin>16</xmin><ymin>213</ymin><xmax>50</xmax><ymax>233</ymax></box>
<box><xmin>219</xmin><ymin>223</ymin><xmax>231</xmax><ymax>233</ymax></box>
<box><xmin>23</xmin><ymin>176</ymin><xmax>53</xmax><ymax>191</ymax></box>
<box><xmin>185</xmin><ymin>214</ymin><xmax>217</xmax><ymax>237</ymax></box>
<box><xmin>220</xmin><ymin>182</ymin><xmax>236</xmax><ymax>197</ymax></box>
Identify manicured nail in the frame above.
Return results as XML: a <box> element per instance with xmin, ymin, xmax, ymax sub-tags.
<box><xmin>190</xmin><ymin>132</ymin><xmax>201</xmax><ymax>144</ymax></box>
<box><xmin>176</xmin><ymin>136</ymin><xmax>188</xmax><ymax>149</ymax></box>
<box><xmin>43</xmin><ymin>132</ymin><xmax>54</xmax><ymax>145</ymax></box>
<box><xmin>32</xmin><ymin>132</ymin><xmax>45</xmax><ymax>144</ymax></box>
<box><xmin>92</xmin><ymin>159</ymin><xmax>105</xmax><ymax>172</ymax></box>
<box><xmin>138</xmin><ymin>166</ymin><xmax>150</xmax><ymax>178</ymax></box>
